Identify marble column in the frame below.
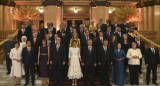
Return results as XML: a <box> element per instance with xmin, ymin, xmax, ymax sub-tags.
<box><xmin>44</xmin><ymin>6</ymin><xmax>62</xmax><ymax>30</ymax></box>
<box><xmin>0</xmin><ymin>5</ymin><xmax>4</xmax><ymax>30</ymax></box>
<box><xmin>91</xmin><ymin>7</ymin><xmax>97</xmax><ymax>25</ymax></box>
<box><xmin>153</xmin><ymin>5</ymin><xmax>160</xmax><ymax>40</ymax></box>
<box><xmin>96</xmin><ymin>6</ymin><xmax>108</xmax><ymax>24</ymax></box>
<box><xmin>90</xmin><ymin>6</ymin><xmax>109</xmax><ymax>25</ymax></box>
<box><xmin>143</xmin><ymin>7</ymin><xmax>148</xmax><ymax>31</ymax></box>
<box><xmin>148</xmin><ymin>6</ymin><xmax>154</xmax><ymax>31</ymax></box>
<box><xmin>153</xmin><ymin>5</ymin><xmax>160</xmax><ymax>32</ymax></box>
<box><xmin>4</xmin><ymin>6</ymin><xmax>10</xmax><ymax>30</ymax></box>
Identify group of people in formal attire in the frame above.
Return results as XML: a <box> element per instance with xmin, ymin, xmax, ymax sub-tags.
<box><xmin>3</xmin><ymin>19</ymin><xmax>160</xmax><ymax>86</ymax></box>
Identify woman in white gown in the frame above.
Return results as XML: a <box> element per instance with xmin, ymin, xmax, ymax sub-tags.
<box><xmin>68</xmin><ymin>40</ymin><xmax>83</xmax><ymax>86</ymax></box>
<box><xmin>10</xmin><ymin>41</ymin><xmax>25</xmax><ymax>85</ymax></box>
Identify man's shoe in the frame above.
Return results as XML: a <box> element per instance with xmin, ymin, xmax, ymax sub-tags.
<box><xmin>152</xmin><ymin>82</ymin><xmax>158</xmax><ymax>85</ymax></box>
<box><xmin>24</xmin><ymin>83</ymin><xmax>28</xmax><ymax>86</ymax></box>
<box><xmin>146</xmin><ymin>82</ymin><xmax>149</xmax><ymax>85</ymax></box>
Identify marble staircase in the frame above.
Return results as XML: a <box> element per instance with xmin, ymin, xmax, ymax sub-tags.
<box><xmin>0</xmin><ymin>59</ymin><xmax>160</xmax><ymax>86</ymax></box>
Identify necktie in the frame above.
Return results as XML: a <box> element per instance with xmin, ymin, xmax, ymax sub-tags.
<box><xmin>22</xmin><ymin>29</ymin><xmax>24</xmax><ymax>34</ymax></box>
<box><xmin>56</xmin><ymin>45</ymin><xmax>59</xmax><ymax>52</ymax></box>
<box><xmin>152</xmin><ymin>48</ymin><xmax>155</xmax><ymax>54</ymax></box>
<box><xmin>107</xmin><ymin>32</ymin><xmax>110</xmax><ymax>39</ymax></box>
<box><xmin>105</xmin><ymin>47</ymin><xmax>107</xmax><ymax>54</ymax></box>
<box><xmin>89</xmin><ymin>47</ymin><xmax>92</xmax><ymax>53</ymax></box>
<box><xmin>101</xmin><ymin>37</ymin><xmax>103</xmax><ymax>43</ymax></box>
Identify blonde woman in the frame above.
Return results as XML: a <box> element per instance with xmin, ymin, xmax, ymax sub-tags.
<box><xmin>89</xmin><ymin>20</ymin><xmax>97</xmax><ymax>31</ymax></box>
<box><xmin>126</xmin><ymin>42</ymin><xmax>142</xmax><ymax>85</ymax></box>
<box><xmin>69</xmin><ymin>33</ymin><xmax>81</xmax><ymax>48</ymax></box>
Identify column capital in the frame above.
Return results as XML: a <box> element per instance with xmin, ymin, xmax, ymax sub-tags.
<box><xmin>90</xmin><ymin>1</ymin><xmax>111</xmax><ymax>7</ymax></box>
<box><xmin>42</xmin><ymin>0</ymin><xmax>63</xmax><ymax>6</ymax></box>
<box><xmin>0</xmin><ymin>0</ymin><xmax>8</xmax><ymax>5</ymax></box>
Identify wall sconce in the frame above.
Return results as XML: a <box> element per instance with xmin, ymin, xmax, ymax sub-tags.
<box><xmin>36</xmin><ymin>7</ymin><xmax>44</xmax><ymax>13</ymax></box>
<box><xmin>74</xmin><ymin>8</ymin><xmax>78</xmax><ymax>13</ymax></box>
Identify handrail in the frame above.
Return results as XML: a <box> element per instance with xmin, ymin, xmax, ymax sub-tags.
<box><xmin>134</xmin><ymin>30</ymin><xmax>160</xmax><ymax>49</ymax></box>
<box><xmin>0</xmin><ymin>30</ymin><xmax>18</xmax><ymax>46</ymax></box>
<box><xmin>0</xmin><ymin>30</ymin><xmax>18</xmax><ymax>64</ymax></box>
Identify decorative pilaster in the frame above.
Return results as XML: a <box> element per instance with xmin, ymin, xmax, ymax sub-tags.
<box><xmin>43</xmin><ymin>0</ymin><xmax>63</xmax><ymax>30</ymax></box>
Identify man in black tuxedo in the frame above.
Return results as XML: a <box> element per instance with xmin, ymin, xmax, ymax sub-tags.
<box><xmin>114</xmin><ymin>27</ymin><xmax>123</xmax><ymax>42</ymax></box>
<box><xmin>22</xmin><ymin>41</ymin><xmax>36</xmax><ymax>86</ymax></box>
<box><xmin>3</xmin><ymin>35</ymin><xmax>15</xmax><ymax>74</ymax></box>
<box><xmin>81</xmin><ymin>30</ymin><xmax>92</xmax><ymax>48</ymax></box>
<box><xmin>77</xmin><ymin>24</ymin><xmax>85</xmax><ymax>39</ymax></box>
<box><xmin>120</xmin><ymin>19</ymin><xmax>129</xmax><ymax>34</ymax></box>
<box><xmin>50</xmin><ymin>23</ymin><xmax>56</xmax><ymax>36</ymax></box>
<box><xmin>135</xmin><ymin>35</ymin><xmax>145</xmax><ymax>73</ymax></box>
<box><xmin>111</xmin><ymin>20</ymin><xmax>120</xmax><ymax>33</ymax></box>
<box><xmin>30</xmin><ymin>32</ymin><xmax>41</xmax><ymax>74</ymax></box>
<box><xmin>25</xmin><ymin>20</ymin><xmax>32</xmax><ymax>40</ymax></box>
<box><xmin>82</xmin><ymin>40</ymin><xmax>97</xmax><ymax>85</ymax></box>
<box><xmin>145</xmin><ymin>42</ymin><xmax>160</xmax><ymax>85</ymax></box>
<box><xmin>95</xmin><ymin>23</ymin><xmax>102</xmax><ymax>37</ymax></box>
<box><xmin>50</xmin><ymin>38</ymin><xmax>66</xmax><ymax>86</ymax></box>
<box><xmin>96</xmin><ymin>31</ymin><xmax>106</xmax><ymax>48</ymax></box>
<box><xmin>103</xmin><ymin>27</ymin><xmax>113</xmax><ymax>42</ymax></box>
<box><xmin>98</xmin><ymin>40</ymin><xmax>113</xmax><ymax>86</ymax></box>
<box><xmin>102</xmin><ymin>19</ymin><xmax>111</xmax><ymax>32</ymax></box>
<box><xmin>17</xmin><ymin>25</ymin><xmax>28</xmax><ymax>42</ymax></box>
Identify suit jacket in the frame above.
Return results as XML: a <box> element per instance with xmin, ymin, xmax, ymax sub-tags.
<box><xmin>135</xmin><ymin>40</ymin><xmax>145</xmax><ymax>55</ymax></box>
<box><xmin>50</xmin><ymin>27</ymin><xmax>56</xmax><ymax>35</ymax></box>
<box><xmin>103</xmin><ymin>31</ymin><xmax>113</xmax><ymax>42</ymax></box>
<box><xmin>120</xmin><ymin>23</ymin><xmax>129</xmax><ymax>34</ymax></box>
<box><xmin>114</xmin><ymin>32</ymin><xmax>123</xmax><ymax>42</ymax></box>
<box><xmin>17</xmin><ymin>29</ymin><xmax>28</xmax><ymax>42</ymax></box>
<box><xmin>95</xmin><ymin>29</ymin><xmax>102</xmax><ymax>37</ymax></box>
<box><xmin>98</xmin><ymin>46</ymin><xmax>113</xmax><ymax>66</ymax></box>
<box><xmin>96</xmin><ymin>37</ymin><xmax>106</xmax><ymax>48</ymax></box>
<box><xmin>58</xmin><ymin>32</ymin><xmax>69</xmax><ymax>46</ymax></box>
<box><xmin>25</xmin><ymin>25</ymin><xmax>32</xmax><ymax>39</ymax></box>
<box><xmin>111</xmin><ymin>24</ymin><xmax>120</xmax><ymax>33</ymax></box>
<box><xmin>81</xmin><ymin>35</ymin><xmax>92</xmax><ymax>48</ymax></box>
<box><xmin>145</xmin><ymin>48</ymin><xmax>160</xmax><ymax>66</ymax></box>
<box><xmin>102</xmin><ymin>23</ymin><xmax>111</xmax><ymax>32</ymax></box>
<box><xmin>82</xmin><ymin>46</ymin><xmax>97</xmax><ymax>66</ymax></box>
<box><xmin>50</xmin><ymin>44</ymin><xmax>66</xmax><ymax>65</ymax></box>
<box><xmin>22</xmin><ymin>47</ymin><xmax>36</xmax><ymax>66</ymax></box>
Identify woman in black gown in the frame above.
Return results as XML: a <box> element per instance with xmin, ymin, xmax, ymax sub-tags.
<box><xmin>37</xmin><ymin>39</ymin><xmax>50</xmax><ymax>85</ymax></box>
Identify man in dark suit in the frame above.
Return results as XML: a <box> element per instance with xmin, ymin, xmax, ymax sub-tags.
<box><xmin>82</xmin><ymin>39</ymin><xmax>97</xmax><ymax>85</ymax></box>
<box><xmin>50</xmin><ymin>38</ymin><xmax>66</xmax><ymax>86</ymax></box>
<box><xmin>145</xmin><ymin>42</ymin><xmax>160</xmax><ymax>85</ymax></box>
<box><xmin>95</xmin><ymin>23</ymin><xmax>102</xmax><ymax>37</ymax></box>
<box><xmin>22</xmin><ymin>41</ymin><xmax>36</xmax><ymax>86</ymax></box>
<box><xmin>81</xmin><ymin>30</ymin><xmax>92</xmax><ymax>48</ymax></box>
<box><xmin>3</xmin><ymin>35</ymin><xmax>15</xmax><ymax>74</ymax></box>
<box><xmin>77</xmin><ymin>24</ymin><xmax>85</xmax><ymax>39</ymax></box>
<box><xmin>102</xmin><ymin>19</ymin><xmax>111</xmax><ymax>32</ymax></box>
<box><xmin>111</xmin><ymin>20</ymin><xmax>120</xmax><ymax>33</ymax></box>
<box><xmin>17</xmin><ymin>25</ymin><xmax>28</xmax><ymax>42</ymax></box>
<box><xmin>30</xmin><ymin>32</ymin><xmax>41</xmax><ymax>74</ymax></box>
<box><xmin>50</xmin><ymin>23</ymin><xmax>56</xmax><ymax>36</ymax></box>
<box><xmin>96</xmin><ymin>31</ymin><xmax>106</xmax><ymax>48</ymax></box>
<box><xmin>120</xmin><ymin>19</ymin><xmax>129</xmax><ymax>34</ymax></box>
<box><xmin>135</xmin><ymin>35</ymin><xmax>145</xmax><ymax>73</ymax></box>
<box><xmin>114</xmin><ymin>27</ymin><xmax>123</xmax><ymax>42</ymax></box>
<box><xmin>25</xmin><ymin>21</ymin><xmax>32</xmax><ymax>40</ymax></box>
<box><xmin>98</xmin><ymin>40</ymin><xmax>113</xmax><ymax>86</ymax></box>
<box><xmin>103</xmin><ymin>27</ymin><xmax>113</xmax><ymax>42</ymax></box>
